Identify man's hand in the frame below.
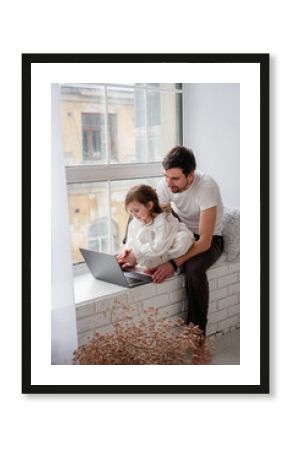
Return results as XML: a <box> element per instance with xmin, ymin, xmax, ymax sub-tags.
<box><xmin>117</xmin><ymin>249</ymin><xmax>137</xmax><ymax>269</ymax></box>
<box><xmin>151</xmin><ymin>262</ymin><xmax>174</xmax><ymax>284</ymax></box>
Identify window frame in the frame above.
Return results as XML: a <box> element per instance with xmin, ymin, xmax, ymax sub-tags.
<box><xmin>61</xmin><ymin>83</ymin><xmax>184</xmax><ymax>271</ymax></box>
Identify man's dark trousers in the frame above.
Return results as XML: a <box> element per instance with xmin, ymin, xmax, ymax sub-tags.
<box><xmin>184</xmin><ymin>235</ymin><xmax>224</xmax><ymax>334</ymax></box>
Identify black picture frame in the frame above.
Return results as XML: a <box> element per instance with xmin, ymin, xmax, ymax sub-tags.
<box><xmin>22</xmin><ymin>53</ymin><xmax>269</xmax><ymax>394</ymax></box>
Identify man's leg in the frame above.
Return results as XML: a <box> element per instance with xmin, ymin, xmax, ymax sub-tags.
<box><xmin>184</xmin><ymin>236</ymin><xmax>224</xmax><ymax>334</ymax></box>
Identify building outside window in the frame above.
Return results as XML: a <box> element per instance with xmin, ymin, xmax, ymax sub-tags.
<box><xmin>59</xmin><ymin>83</ymin><xmax>183</xmax><ymax>264</ymax></box>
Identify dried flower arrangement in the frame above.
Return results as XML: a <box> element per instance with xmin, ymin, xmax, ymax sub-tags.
<box><xmin>73</xmin><ymin>304</ymin><xmax>212</xmax><ymax>365</ymax></box>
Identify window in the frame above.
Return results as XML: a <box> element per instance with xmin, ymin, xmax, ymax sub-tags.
<box><xmin>81</xmin><ymin>112</ymin><xmax>118</xmax><ymax>162</ymax></box>
<box><xmin>60</xmin><ymin>83</ymin><xmax>183</xmax><ymax>264</ymax></box>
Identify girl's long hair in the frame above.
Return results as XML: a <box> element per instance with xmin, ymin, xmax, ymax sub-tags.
<box><xmin>125</xmin><ymin>184</ymin><xmax>167</xmax><ymax>215</ymax></box>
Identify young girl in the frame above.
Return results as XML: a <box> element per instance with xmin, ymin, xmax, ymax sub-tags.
<box><xmin>118</xmin><ymin>184</ymin><xmax>194</xmax><ymax>272</ymax></box>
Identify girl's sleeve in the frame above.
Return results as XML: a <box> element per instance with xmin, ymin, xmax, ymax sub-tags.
<box><xmin>168</xmin><ymin>223</ymin><xmax>195</xmax><ymax>259</ymax></box>
<box><xmin>134</xmin><ymin>214</ymin><xmax>179</xmax><ymax>258</ymax></box>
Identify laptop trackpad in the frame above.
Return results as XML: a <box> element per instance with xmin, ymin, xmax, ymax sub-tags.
<box><xmin>124</xmin><ymin>271</ymin><xmax>151</xmax><ymax>285</ymax></box>
<box><xmin>125</xmin><ymin>271</ymin><xmax>150</xmax><ymax>279</ymax></box>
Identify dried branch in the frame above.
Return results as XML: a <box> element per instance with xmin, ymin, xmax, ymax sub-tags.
<box><xmin>73</xmin><ymin>305</ymin><xmax>211</xmax><ymax>365</ymax></box>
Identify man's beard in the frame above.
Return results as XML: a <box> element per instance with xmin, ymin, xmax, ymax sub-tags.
<box><xmin>170</xmin><ymin>186</ymin><xmax>181</xmax><ymax>193</ymax></box>
<box><xmin>170</xmin><ymin>178</ymin><xmax>192</xmax><ymax>193</ymax></box>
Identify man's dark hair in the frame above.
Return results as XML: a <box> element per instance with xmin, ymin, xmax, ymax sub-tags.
<box><xmin>162</xmin><ymin>146</ymin><xmax>196</xmax><ymax>176</ymax></box>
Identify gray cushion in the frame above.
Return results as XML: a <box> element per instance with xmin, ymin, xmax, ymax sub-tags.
<box><xmin>222</xmin><ymin>207</ymin><xmax>240</xmax><ymax>261</ymax></box>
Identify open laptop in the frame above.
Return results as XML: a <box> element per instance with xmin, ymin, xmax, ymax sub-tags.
<box><xmin>79</xmin><ymin>248</ymin><xmax>152</xmax><ymax>288</ymax></box>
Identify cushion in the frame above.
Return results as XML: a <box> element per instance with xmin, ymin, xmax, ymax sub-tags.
<box><xmin>222</xmin><ymin>207</ymin><xmax>240</xmax><ymax>261</ymax></box>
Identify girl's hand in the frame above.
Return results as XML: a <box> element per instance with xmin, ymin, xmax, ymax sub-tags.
<box><xmin>117</xmin><ymin>249</ymin><xmax>137</xmax><ymax>269</ymax></box>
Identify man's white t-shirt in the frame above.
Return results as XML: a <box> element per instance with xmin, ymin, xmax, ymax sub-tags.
<box><xmin>157</xmin><ymin>170</ymin><xmax>224</xmax><ymax>235</ymax></box>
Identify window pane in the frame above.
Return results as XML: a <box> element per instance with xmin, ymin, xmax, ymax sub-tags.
<box><xmin>111</xmin><ymin>177</ymin><xmax>162</xmax><ymax>254</ymax></box>
<box><xmin>107</xmin><ymin>87</ymin><xmax>146</xmax><ymax>163</ymax></box>
<box><xmin>68</xmin><ymin>177</ymin><xmax>162</xmax><ymax>262</ymax></box>
<box><xmin>148</xmin><ymin>92</ymin><xmax>182</xmax><ymax>161</ymax></box>
<box><xmin>68</xmin><ymin>182</ymin><xmax>109</xmax><ymax>263</ymax></box>
<box><xmin>60</xmin><ymin>86</ymin><xmax>106</xmax><ymax>165</ymax></box>
<box><xmin>60</xmin><ymin>84</ymin><xmax>182</xmax><ymax>167</ymax></box>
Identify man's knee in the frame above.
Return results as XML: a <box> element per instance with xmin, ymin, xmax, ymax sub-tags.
<box><xmin>184</xmin><ymin>259</ymin><xmax>207</xmax><ymax>278</ymax></box>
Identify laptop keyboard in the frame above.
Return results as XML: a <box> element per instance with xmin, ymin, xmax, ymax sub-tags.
<box><xmin>127</xmin><ymin>276</ymin><xmax>143</xmax><ymax>285</ymax></box>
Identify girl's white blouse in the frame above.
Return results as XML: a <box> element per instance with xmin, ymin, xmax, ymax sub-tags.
<box><xmin>125</xmin><ymin>212</ymin><xmax>194</xmax><ymax>269</ymax></box>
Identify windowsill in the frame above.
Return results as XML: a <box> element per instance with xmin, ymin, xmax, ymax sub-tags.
<box><xmin>73</xmin><ymin>269</ymin><xmax>184</xmax><ymax>305</ymax></box>
<box><xmin>74</xmin><ymin>272</ymin><xmax>128</xmax><ymax>305</ymax></box>
<box><xmin>73</xmin><ymin>253</ymin><xmax>237</xmax><ymax>306</ymax></box>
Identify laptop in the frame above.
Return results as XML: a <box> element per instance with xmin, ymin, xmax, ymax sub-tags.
<box><xmin>79</xmin><ymin>248</ymin><xmax>152</xmax><ymax>288</ymax></box>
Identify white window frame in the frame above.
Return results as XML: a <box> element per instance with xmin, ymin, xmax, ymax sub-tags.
<box><xmin>61</xmin><ymin>83</ymin><xmax>184</xmax><ymax>273</ymax></box>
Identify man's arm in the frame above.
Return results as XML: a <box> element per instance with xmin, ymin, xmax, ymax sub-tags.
<box><xmin>175</xmin><ymin>206</ymin><xmax>217</xmax><ymax>266</ymax></box>
<box><xmin>151</xmin><ymin>206</ymin><xmax>217</xmax><ymax>283</ymax></box>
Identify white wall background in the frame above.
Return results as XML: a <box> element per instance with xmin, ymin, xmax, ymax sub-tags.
<box><xmin>184</xmin><ymin>83</ymin><xmax>240</xmax><ymax>208</ymax></box>
<box><xmin>1</xmin><ymin>1</ymin><xmax>287</xmax><ymax>450</ymax></box>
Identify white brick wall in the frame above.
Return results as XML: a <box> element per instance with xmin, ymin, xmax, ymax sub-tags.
<box><xmin>75</xmin><ymin>256</ymin><xmax>240</xmax><ymax>346</ymax></box>
<box><xmin>207</xmin><ymin>258</ymin><xmax>240</xmax><ymax>335</ymax></box>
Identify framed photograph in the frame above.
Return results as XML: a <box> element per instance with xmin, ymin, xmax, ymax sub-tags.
<box><xmin>22</xmin><ymin>53</ymin><xmax>269</xmax><ymax>394</ymax></box>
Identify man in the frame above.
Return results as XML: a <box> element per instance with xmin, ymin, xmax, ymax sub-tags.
<box><xmin>153</xmin><ymin>146</ymin><xmax>224</xmax><ymax>334</ymax></box>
